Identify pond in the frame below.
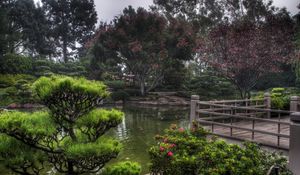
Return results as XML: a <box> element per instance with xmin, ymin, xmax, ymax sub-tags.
<box><xmin>107</xmin><ymin>104</ymin><xmax>190</xmax><ymax>174</ymax></box>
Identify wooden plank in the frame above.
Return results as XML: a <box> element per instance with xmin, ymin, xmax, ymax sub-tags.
<box><xmin>197</xmin><ymin>110</ymin><xmax>291</xmax><ymax>125</ymax></box>
<box><xmin>197</xmin><ymin>119</ymin><xmax>290</xmax><ymax>138</ymax></box>
<box><xmin>199</xmin><ymin>116</ymin><xmax>290</xmax><ymax>150</ymax></box>
<box><xmin>197</xmin><ymin>102</ymin><xmax>291</xmax><ymax>114</ymax></box>
<box><xmin>205</xmin><ymin>99</ymin><xmax>264</xmax><ymax>103</ymax></box>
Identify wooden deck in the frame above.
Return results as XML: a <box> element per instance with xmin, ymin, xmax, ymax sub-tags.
<box><xmin>201</xmin><ymin>116</ymin><xmax>290</xmax><ymax>150</ymax></box>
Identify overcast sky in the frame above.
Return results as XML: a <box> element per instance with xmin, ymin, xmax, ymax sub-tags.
<box><xmin>95</xmin><ymin>0</ymin><xmax>299</xmax><ymax>23</ymax></box>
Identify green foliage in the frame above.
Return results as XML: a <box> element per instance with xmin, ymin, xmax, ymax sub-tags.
<box><xmin>0</xmin><ymin>74</ymin><xmax>37</xmax><ymax>105</ymax></box>
<box><xmin>53</xmin><ymin>62</ymin><xmax>88</xmax><ymax>77</ymax></box>
<box><xmin>110</xmin><ymin>90</ymin><xmax>130</xmax><ymax>101</ymax></box>
<box><xmin>91</xmin><ymin>6</ymin><xmax>198</xmax><ymax>95</ymax></box>
<box><xmin>42</xmin><ymin>0</ymin><xmax>97</xmax><ymax>62</ymax></box>
<box><xmin>0</xmin><ymin>111</ymin><xmax>56</xmax><ymax>136</ymax></box>
<box><xmin>0</xmin><ymin>74</ymin><xmax>34</xmax><ymax>88</ymax></box>
<box><xmin>32</xmin><ymin>59</ymin><xmax>53</xmax><ymax>77</ymax></box>
<box><xmin>102</xmin><ymin>161</ymin><xmax>141</xmax><ymax>175</ymax></box>
<box><xmin>64</xmin><ymin>137</ymin><xmax>121</xmax><ymax>159</ymax></box>
<box><xmin>0</xmin><ymin>54</ymin><xmax>32</xmax><ymax>74</ymax></box>
<box><xmin>0</xmin><ymin>76</ymin><xmax>134</xmax><ymax>174</ymax></box>
<box><xmin>184</xmin><ymin>66</ymin><xmax>237</xmax><ymax>100</ymax></box>
<box><xmin>252</xmin><ymin>87</ymin><xmax>300</xmax><ymax>110</ymax></box>
<box><xmin>124</xmin><ymin>88</ymin><xmax>141</xmax><ymax>97</ymax></box>
<box><xmin>33</xmin><ymin>75</ymin><xmax>108</xmax><ymax>100</ymax></box>
<box><xmin>104</xmin><ymin>80</ymin><xmax>126</xmax><ymax>90</ymax></box>
<box><xmin>0</xmin><ymin>134</ymin><xmax>47</xmax><ymax>174</ymax></box>
<box><xmin>149</xmin><ymin>124</ymin><xmax>291</xmax><ymax>175</ymax></box>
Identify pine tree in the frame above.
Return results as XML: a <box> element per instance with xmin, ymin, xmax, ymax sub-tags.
<box><xmin>0</xmin><ymin>76</ymin><xmax>126</xmax><ymax>174</ymax></box>
<box><xmin>42</xmin><ymin>0</ymin><xmax>98</xmax><ymax>62</ymax></box>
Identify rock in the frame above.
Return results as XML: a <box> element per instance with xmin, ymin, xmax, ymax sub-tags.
<box><xmin>7</xmin><ymin>103</ymin><xmax>19</xmax><ymax>109</ymax></box>
<box><xmin>23</xmin><ymin>103</ymin><xmax>34</xmax><ymax>108</ymax></box>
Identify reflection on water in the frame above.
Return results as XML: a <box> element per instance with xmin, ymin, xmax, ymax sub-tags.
<box><xmin>107</xmin><ymin>105</ymin><xmax>189</xmax><ymax>174</ymax></box>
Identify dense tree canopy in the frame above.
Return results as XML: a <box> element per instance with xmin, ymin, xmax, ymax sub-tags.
<box><xmin>199</xmin><ymin>9</ymin><xmax>295</xmax><ymax>98</ymax></box>
<box><xmin>0</xmin><ymin>0</ymin><xmax>52</xmax><ymax>56</ymax></box>
<box><xmin>90</xmin><ymin>6</ymin><xmax>198</xmax><ymax>96</ymax></box>
<box><xmin>42</xmin><ymin>0</ymin><xmax>97</xmax><ymax>62</ymax></box>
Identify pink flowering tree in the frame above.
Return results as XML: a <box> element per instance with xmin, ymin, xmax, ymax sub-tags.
<box><xmin>89</xmin><ymin>6</ymin><xmax>197</xmax><ymax>96</ymax></box>
<box><xmin>199</xmin><ymin>11</ymin><xmax>295</xmax><ymax>98</ymax></box>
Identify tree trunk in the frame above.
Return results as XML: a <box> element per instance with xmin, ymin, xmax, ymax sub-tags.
<box><xmin>66</xmin><ymin>160</ymin><xmax>77</xmax><ymax>175</ymax></box>
<box><xmin>139</xmin><ymin>79</ymin><xmax>145</xmax><ymax>96</ymax></box>
<box><xmin>62</xmin><ymin>39</ymin><xmax>68</xmax><ymax>63</ymax></box>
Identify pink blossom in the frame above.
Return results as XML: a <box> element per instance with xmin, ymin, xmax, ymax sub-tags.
<box><xmin>167</xmin><ymin>151</ymin><xmax>173</xmax><ymax>157</ymax></box>
<box><xmin>169</xmin><ymin>143</ymin><xmax>176</xmax><ymax>148</ymax></box>
<box><xmin>178</xmin><ymin>127</ymin><xmax>184</xmax><ymax>132</ymax></box>
<box><xmin>160</xmin><ymin>146</ymin><xmax>165</xmax><ymax>152</ymax></box>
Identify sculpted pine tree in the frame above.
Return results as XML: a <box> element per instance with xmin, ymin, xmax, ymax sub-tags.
<box><xmin>0</xmin><ymin>76</ymin><xmax>124</xmax><ymax>175</ymax></box>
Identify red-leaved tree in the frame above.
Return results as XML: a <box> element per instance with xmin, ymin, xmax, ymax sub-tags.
<box><xmin>199</xmin><ymin>11</ymin><xmax>295</xmax><ymax>98</ymax></box>
<box><xmin>89</xmin><ymin>6</ymin><xmax>197</xmax><ymax>96</ymax></box>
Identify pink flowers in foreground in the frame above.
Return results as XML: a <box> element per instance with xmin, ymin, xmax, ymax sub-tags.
<box><xmin>167</xmin><ymin>151</ymin><xmax>173</xmax><ymax>157</ymax></box>
<box><xmin>160</xmin><ymin>146</ymin><xmax>165</xmax><ymax>152</ymax></box>
<box><xmin>159</xmin><ymin>143</ymin><xmax>176</xmax><ymax>157</ymax></box>
<box><xmin>178</xmin><ymin>127</ymin><xmax>185</xmax><ymax>132</ymax></box>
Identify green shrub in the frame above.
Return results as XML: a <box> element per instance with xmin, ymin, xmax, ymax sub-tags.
<box><xmin>105</xmin><ymin>80</ymin><xmax>126</xmax><ymax>90</ymax></box>
<box><xmin>111</xmin><ymin>90</ymin><xmax>130</xmax><ymax>101</ymax></box>
<box><xmin>149</xmin><ymin>123</ymin><xmax>291</xmax><ymax>175</ymax></box>
<box><xmin>32</xmin><ymin>59</ymin><xmax>53</xmax><ymax>76</ymax></box>
<box><xmin>0</xmin><ymin>74</ymin><xmax>35</xmax><ymax>88</ymax></box>
<box><xmin>271</xmin><ymin>88</ymin><xmax>285</xmax><ymax>94</ymax></box>
<box><xmin>102</xmin><ymin>161</ymin><xmax>141</xmax><ymax>175</ymax></box>
<box><xmin>252</xmin><ymin>87</ymin><xmax>297</xmax><ymax>110</ymax></box>
<box><xmin>0</xmin><ymin>74</ymin><xmax>37</xmax><ymax>105</ymax></box>
<box><xmin>0</xmin><ymin>54</ymin><xmax>33</xmax><ymax>74</ymax></box>
<box><xmin>124</xmin><ymin>88</ymin><xmax>141</xmax><ymax>97</ymax></box>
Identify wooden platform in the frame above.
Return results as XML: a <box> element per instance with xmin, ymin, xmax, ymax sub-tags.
<box><xmin>201</xmin><ymin>116</ymin><xmax>290</xmax><ymax>150</ymax></box>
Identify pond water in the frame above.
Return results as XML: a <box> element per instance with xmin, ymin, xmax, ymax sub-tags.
<box><xmin>107</xmin><ymin>104</ymin><xmax>190</xmax><ymax>174</ymax></box>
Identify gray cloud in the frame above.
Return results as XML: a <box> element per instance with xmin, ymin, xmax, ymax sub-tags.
<box><xmin>272</xmin><ymin>0</ymin><xmax>299</xmax><ymax>15</ymax></box>
<box><xmin>95</xmin><ymin>0</ymin><xmax>299</xmax><ymax>23</ymax></box>
<box><xmin>95</xmin><ymin>0</ymin><xmax>153</xmax><ymax>23</ymax></box>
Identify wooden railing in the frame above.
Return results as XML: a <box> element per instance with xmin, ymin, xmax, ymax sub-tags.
<box><xmin>190</xmin><ymin>94</ymin><xmax>296</xmax><ymax>150</ymax></box>
<box><xmin>196</xmin><ymin>101</ymin><xmax>290</xmax><ymax>149</ymax></box>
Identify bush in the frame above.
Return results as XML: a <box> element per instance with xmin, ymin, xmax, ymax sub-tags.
<box><xmin>104</xmin><ymin>80</ymin><xmax>126</xmax><ymax>90</ymax></box>
<box><xmin>32</xmin><ymin>59</ymin><xmax>53</xmax><ymax>76</ymax></box>
<box><xmin>124</xmin><ymin>88</ymin><xmax>141</xmax><ymax>97</ymax></box>
<box><xmin>0</xmin><ymin>54</ymin><xmax>33</xmax><ymax>74</ymax></box>
<box><xmin>110</xmin><ymin>90</ymin><xmax>130</xmax><ymax>101</ymax></box>
<box><xmin>102</xmin><ymin>161</ymin><xmax>141</xmax><ymax>175</ymax></box>
<box><xmin>149</xmin><ymin>123</ymin><xmax>291</xmax><ymax>175</ymax></box>
<box><xmin>0</xmin><ymin>74</ymin><xmax>37</xmax><ymax>105</ymax></box>
<box><xmin>0</xmin><ymin>74</ymin><xmax>35</xmax><ymax>88</ymax></box>
<box><xmin>252</xmin><ymin>87</ymin><xmax>295</xmax><ymax>110</ymax></box>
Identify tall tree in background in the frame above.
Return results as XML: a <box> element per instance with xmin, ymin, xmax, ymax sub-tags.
<box><xmin>200</xmin><ymin>9</ymin><xmax>295</xmax><ymax>98</ymax></box>
<box><xmin>0</xmin><ymin>0</ymin><xmax>53</xmax><ymax>56</ymax></box>
<box><xmin>42</xmin><ymin>0</ymin><xmax>97</xmax><ymax>62</ymax></box>
<box><xmin>293</xmin><ymin>3</ymin><xmax>300</xmax><ymax>86</ymax></box>
<box><xmin>89</xmin><ymin>6</ymin><xmax>197</xmax><ymax>96</ymax></box>
<box><xmin>0</xmin><ymin>5</ymin><xmax>8</xmax><ymax>56</ymax></box>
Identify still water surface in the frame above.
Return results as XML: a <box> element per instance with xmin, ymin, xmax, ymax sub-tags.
<box><xmin>107</xmin><ymin>104</ymin><xmax>189</xmax><ymax>174</ymax></box>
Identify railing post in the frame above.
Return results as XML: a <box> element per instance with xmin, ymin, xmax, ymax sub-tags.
<box><xmin>190</xmin><ymin>95</ymin><xmax>200</xmax><ymax>125</ymax></box>
<box><xmin>290</xmin><ymin>96</ymin><xmax>300</xmax><ymax>112</ymax></box>
<box><xmin>264</xmin><ymin>92</ymin><xmax>271</xmax><ymax>118</ymax></box>
<box><xmin>289</xmin><ymin>112</ymin><xmax>300</xmax><ymax>174</ymax></box>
